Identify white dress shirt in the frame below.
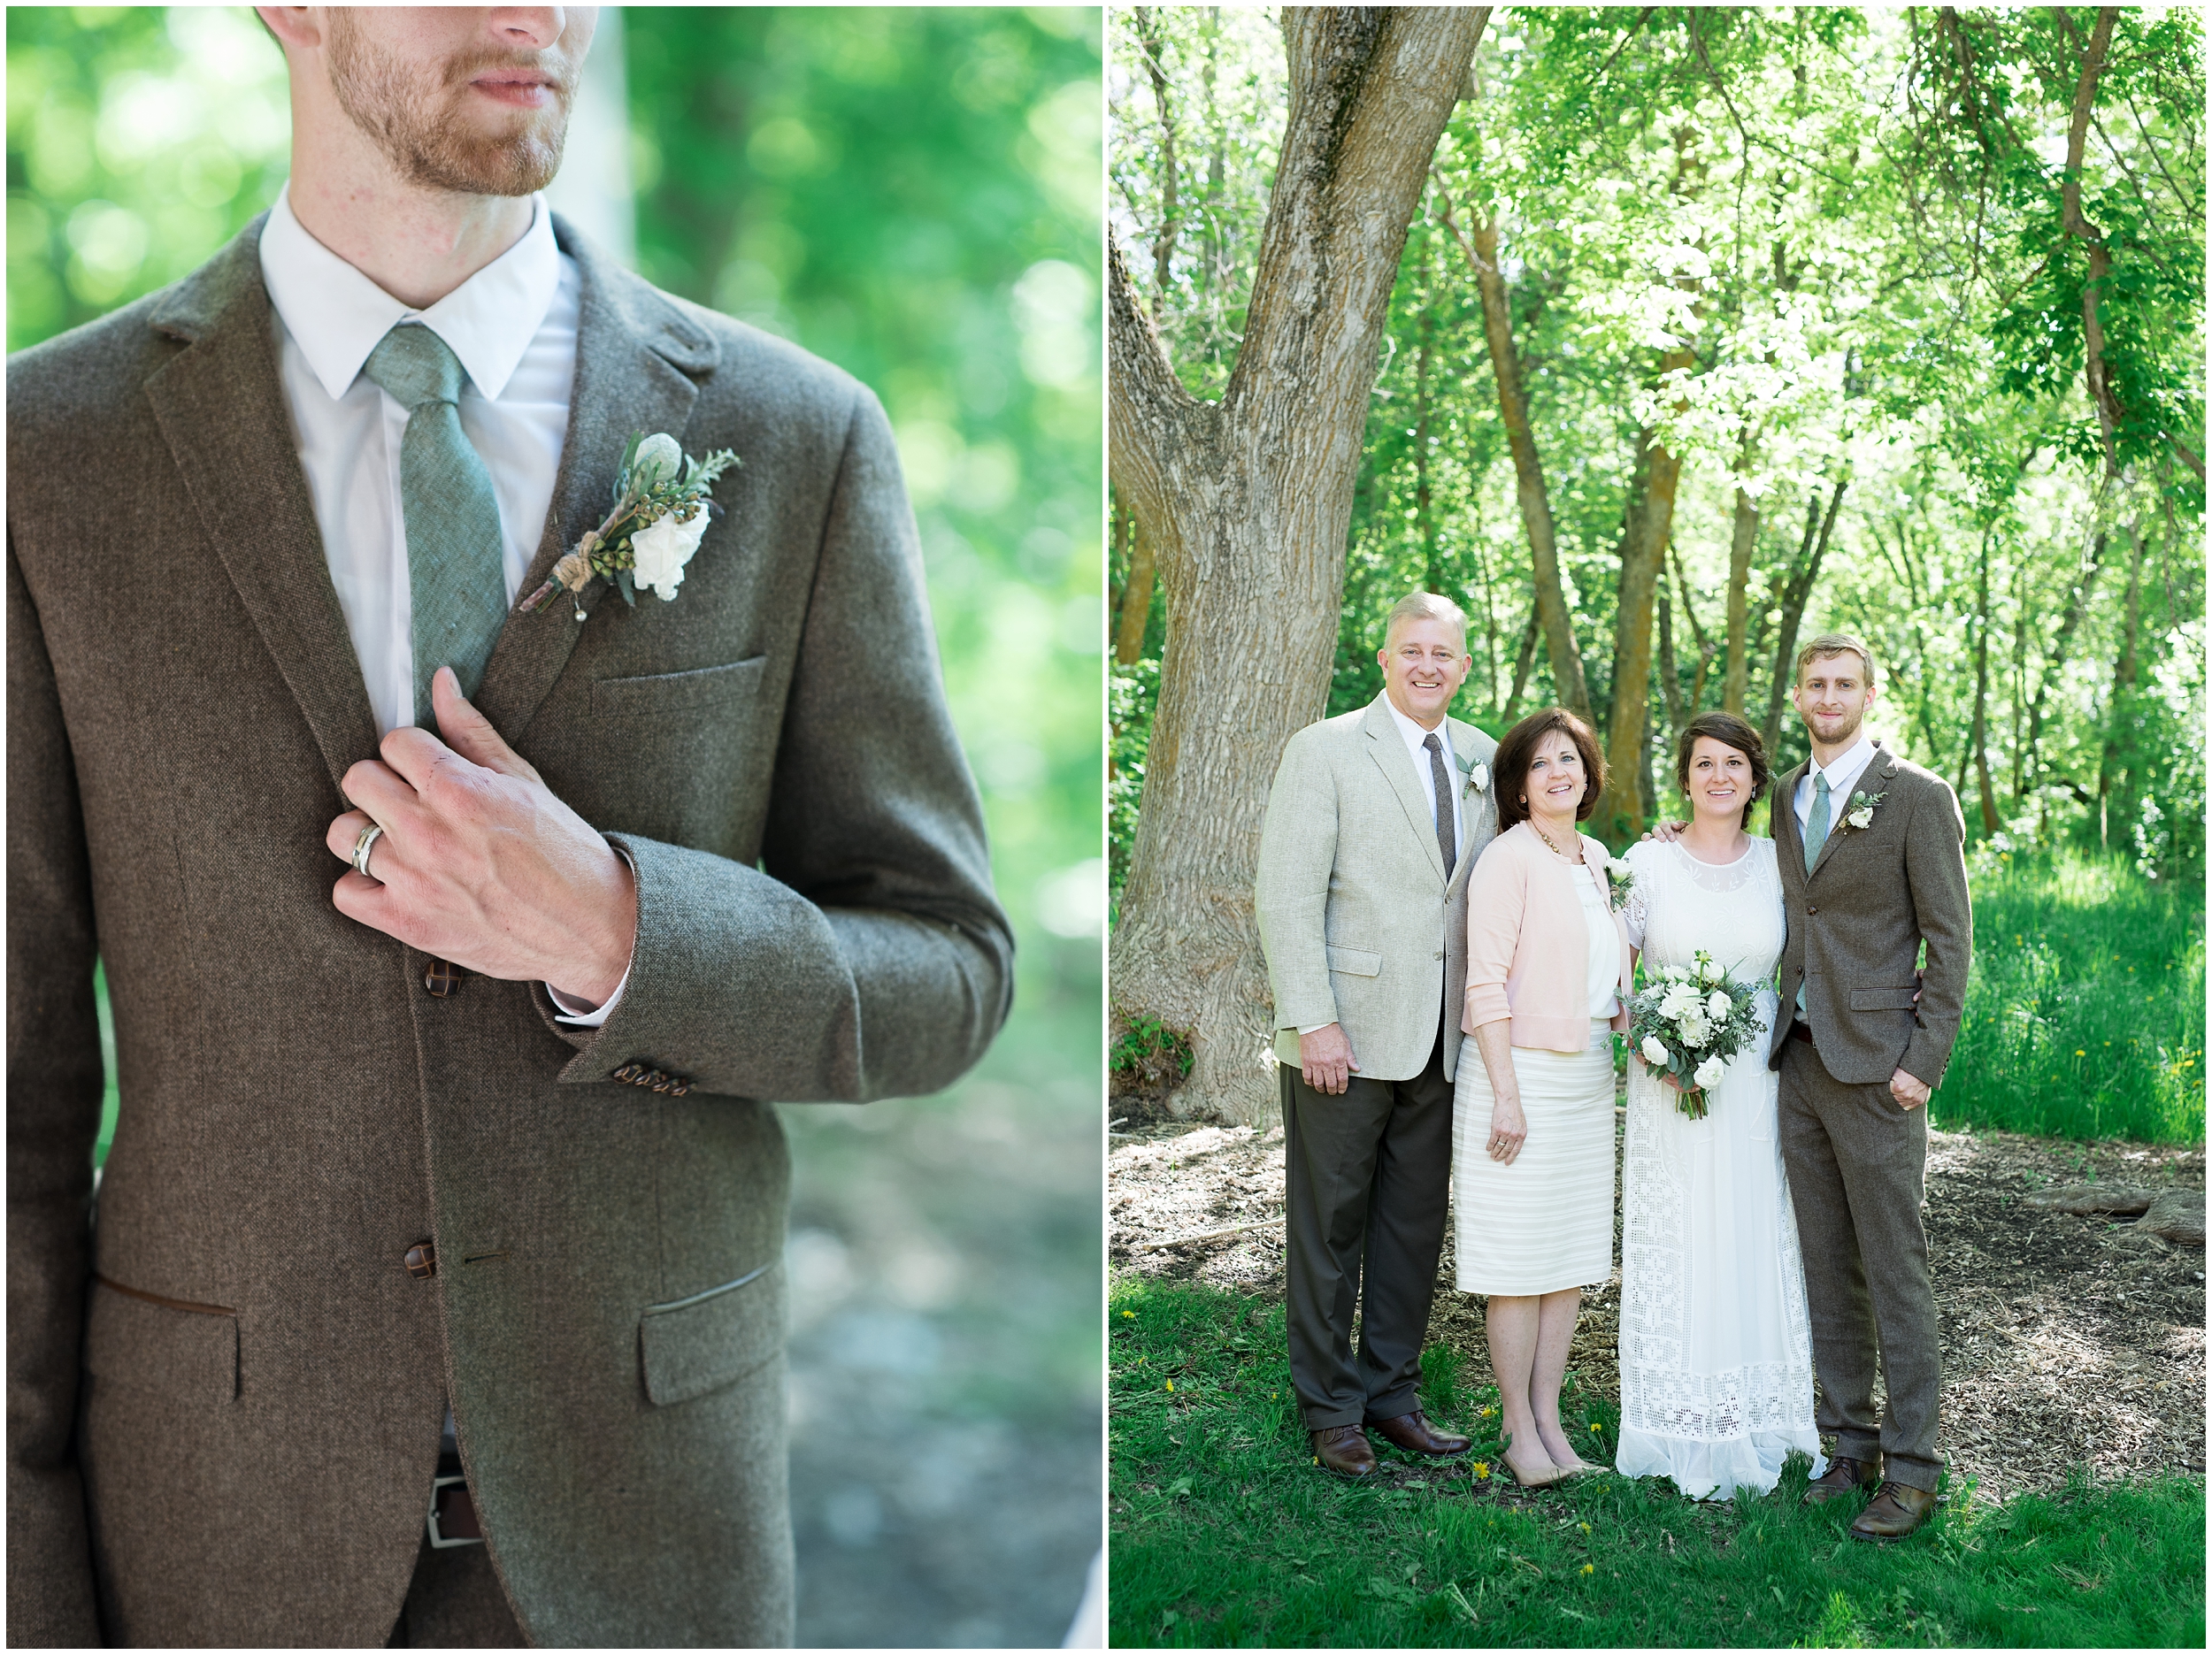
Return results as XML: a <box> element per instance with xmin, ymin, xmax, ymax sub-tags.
<box><xmin>1793</xmin><ymin>732</ymin><xmax>1878</xmax><ymax>829</ymax></box>
<box><xmin>1385</xmin><ymin>697</ymin><xmax>1465</xmax><ymax>858</ymax></box>
<box><xmin>259</xmin><ymin>186</ymin><xmax>625</xmax><ymax>1025</ymax></box>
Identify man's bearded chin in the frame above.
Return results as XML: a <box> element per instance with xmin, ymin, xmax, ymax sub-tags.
<box><xmin>326</xmin><ymin>19</ymin><xmax>572</xmax><ymax>197</ymax></box>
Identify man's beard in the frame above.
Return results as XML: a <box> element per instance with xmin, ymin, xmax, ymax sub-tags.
<box><xmin>326</xmin><ymin>15</ymin><xmax>573</xmax><ymax>197</ymax></box>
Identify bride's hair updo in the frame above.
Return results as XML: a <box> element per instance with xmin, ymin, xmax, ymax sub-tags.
<box><xmin>1495</xmin><ymin>707</ymin><xmax>1607</xmax><ymax>831</ymax></box>
<box><xmin>1674</xmin><ymin>712</ymin><xmax>1770</xmax><ymax>828</ymax></box>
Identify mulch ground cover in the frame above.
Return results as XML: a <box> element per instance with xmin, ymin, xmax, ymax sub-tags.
<box><xmin>1110</xmin><ymin>1111</ymin><xmax>2205</xmax><ymax>1500</ymax></box>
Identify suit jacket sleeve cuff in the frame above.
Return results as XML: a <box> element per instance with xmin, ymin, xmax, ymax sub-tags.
<box><xmin>536</xmin><ymin>831</ymin><xmax>1009</xmax><ymax>1100</ymax></box>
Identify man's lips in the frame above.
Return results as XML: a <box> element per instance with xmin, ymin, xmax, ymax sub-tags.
<box><xmin>471</xmin><ymin>72</ymin><xmax>558</xmax><ymax>108</ymax></box>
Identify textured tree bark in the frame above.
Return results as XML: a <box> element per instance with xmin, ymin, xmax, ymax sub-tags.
<box><xmin>1502</xmin><ymin>607</ymin><xmax>1539</xmax><ymax>724</ymax></box>
<box><xmin>1440</xmin><ymin>191</ymin><xmax>1594</xmax><ymax>724</ymax></box>
<box><xmin>1110</xmin><ymin>6</ymin><xmax>1489</xmax><ymax>1124</ymax></box>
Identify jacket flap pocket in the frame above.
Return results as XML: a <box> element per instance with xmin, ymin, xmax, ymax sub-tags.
<box><xmin>1325</xmin><ymin>946</ymin><xmax>1382</xmax><ymax>977</ymax></box>
<box><xmin>592</xmin><ymin>655</ymin><xmax>767</xmax><ymax>719</ymax></box>
<box><xmin>87</xmin><ymin>1278</ymin><xmax>238</xmax><ymax>1404</ymax></box>
<box><xmin>639</xmin><ymin>1260</ymin><xmax>787</xmax><ymax>1406</ymax></box>
<box><xmin>1849</xmin><ymin>986</ymin><xmax>1920</xmax><ymax>1011</ymax></box>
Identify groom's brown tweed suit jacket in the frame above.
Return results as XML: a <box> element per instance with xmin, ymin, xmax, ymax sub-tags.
<box><xmin>7</xmin><ymin>215</ymin><xmax>1013</xmax><ymax>1647</ymax></box>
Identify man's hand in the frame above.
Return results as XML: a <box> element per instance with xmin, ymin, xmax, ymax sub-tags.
<box><xmin>1889</xmin><ymin>1068</ymin><xmax>1932</xmax><ymax>1110</ymax></box>
<box><xmin>1299</xmin><ymin>1023</ymin><xmax>1358</xmax><ymax>1095</ymax></box>
<box><xmin>1645</xmin><ymin>819</ymin><xmax>1686</xmax><ymax>844</ymax></box>
<box><xmin>325</xmin><ymin>668</ymin><xmax>637</xmax><ymax>1007</ymax></box>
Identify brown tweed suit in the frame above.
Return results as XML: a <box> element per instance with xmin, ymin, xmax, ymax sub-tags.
<box><xmin>7</xmin><ymin>215</ymin><xmax>1013</xmax><ymax>1646</ymax></box>
<box><xmin>1769</xmin><ymin>741</ymin><xmax>1971</xmax><ymax>1492</ymax></box>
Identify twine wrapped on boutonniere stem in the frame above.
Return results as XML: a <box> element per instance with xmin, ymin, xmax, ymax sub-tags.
<box><xmin>517</xmin><ymin>431</ymin><xmax>739</xmax><ymax>620</ymax></box>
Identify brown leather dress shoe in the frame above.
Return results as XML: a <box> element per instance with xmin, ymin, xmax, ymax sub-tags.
<box><xmin>1366</xmin><ymin>1410</ymin><xmax>1471</xmax><ymax>1458</ymax></box>
<box><xmin>1850</xmin><ymin>1481</ymin><xmax>1937</xmax><ymax>1541</ymax></box>
<box><xmin>1311</xmin><ymin>1424</ymin><xmax>1378</xmax><ymax>1476</ymax></box>
<box><xmin>1801</xmin><ymin>1454</ymin><xmax>1882</xmax><ymax>1506</ymax></box>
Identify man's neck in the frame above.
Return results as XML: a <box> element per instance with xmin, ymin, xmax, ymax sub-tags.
<box><xmin>287</xmin><ymin>130</ymin><xmax>532</xmax><ymax>310</ymax></box>
<box><xmin>1385</xmin><ymin>692</ymin><xmax>1447</xmax><ymax>733</ymax></box>
<box><xmin>1809</xmin><ymin>730</ymin><xmax>1869</xmax><ymax>772</ymax></box>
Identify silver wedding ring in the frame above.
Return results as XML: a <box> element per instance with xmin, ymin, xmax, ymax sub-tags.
<box><xmin>351</xmin><ymin>822</ymin><xmax>385</xmax><ymax>881</ymax></box>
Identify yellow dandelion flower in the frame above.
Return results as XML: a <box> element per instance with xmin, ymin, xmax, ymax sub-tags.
<box><xmin>1471</xmin><ymin>1462</ymin><xmax>1491</xmax><ymax>1480</ymax></box>
<box><xmin>1122</xmin><ymin>1310</ymin><xmax>1135</xmax><ymax>1319</ymax></box>
<box><xmin>1579</xmin><ymin>1522</ymin><xmax>1592</xmax><ymax>1535</ymax></box>
<box><xmin>1581</xmin><ymin>1564</ymin><xmax>1594</xmax><ymax>1576</ymax></box>
<box><xmin>1164</xmin><ymin>1379</ymin><xmax>1174</xmax><ymax>1391</ymax></box>
<box><xmin>2076</xmin><ymin>1049</ymin><xmax>2085</xmax><ymax>1057</ymax></box>
<box><xmin>1590</xmin><ymin>1421</ymin><xmax>1603</xmax><ymax>1432</ymax></box>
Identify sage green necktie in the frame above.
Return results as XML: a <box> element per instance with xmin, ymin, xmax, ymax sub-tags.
<box><xmin>1796</xmin><ymin>770</ymin><xmax>1832</xmax><ymax>1015</ymax></box>
<box><xmin>361</xmin><ymin>323</ymin><xmax>508</xmax><ymax>726</ymax></box>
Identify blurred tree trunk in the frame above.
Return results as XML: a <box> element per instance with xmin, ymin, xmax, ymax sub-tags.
<box><xmin>2021</xmin><ymin>528</ymin><xmax>2107</xmax><ymax>796</ymax></box>
<box><xmin>2098</xmin><ymin>517</ymin><xmax>2148</xmax><ymax>827</ymax></box>
<box><xmin>1133</xmin><ymin>8</ymin><xmax>1181</xmax><ymax>295</ymax></box>
<box><xmin>1969</xmin><ymin>521</ymin><xmax>2002</xmax><ymax>833</ymax></box>
<box><xmin>1437</xmin><ymin>190</ymin><xmax>1593</xmax><ymax>724</ymax></box>
<box><xmin>1597</xmin><ymin>385</ymin><xmax>1694</xmax><ymax>839</ymax></box>
<box><xmin>1723</xmin><ymin>438</ymin><xmax>1759</xmax><ymax>714</ymax></box>
<box><xmin>1501</xmin><ymin>608</ymin><xmax>1539</xmax><ymax>724</ymax></box>
<box><xmin>1110</xmin><ymin>6</ymin><xmax>1488</xmax><ymax>1124</ymax></box>
<box><xmin>1760</xmin><ymin>472</ymin><xmax>1849</xmax><ymax>757</ymax></box>
<box><xmin>1114</xmin><ymin>511</ymin><xmax>1156</xmax><ymax>665</ymax></box>
<box><xmin>1672</xmin><ymin>544</ymin><xmax>1717</xmax><ymax>713</ymax></box>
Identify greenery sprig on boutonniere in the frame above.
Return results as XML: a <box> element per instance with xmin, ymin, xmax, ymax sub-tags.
<box><xmin>1843</xmin><ymin>788</ymin><xmax>1886</xmax><ymax>831</ymax></box>
<box><xmin>1604</xmin><ymin>854</ymin><xmax>1636</xmax><ymax>912</ymax></box>
<box><xmin>1455</xmin><ymin>753</ymin><xmax>1490</xmax><ymax>796</ymax></box>
<box><xmin>518</xmin><ymin>431</ymin><xmax>740</xmax><ymax>620</ymax></box>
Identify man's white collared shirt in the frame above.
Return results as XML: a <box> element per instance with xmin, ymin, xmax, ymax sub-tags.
<box><xmin>1793</xmin><ymin>732</ymin><xmax>1878</xmax><ymax>830</ymax></box>
<box><xmin>1385</xmin><ymin>697</ymin><xmax>1465</xmax><ymax>858</ymax></box>
<box><xmin>258</xmin><ymin>188</ymin><xmax>620</xmax><ymax>1025</ymax></box>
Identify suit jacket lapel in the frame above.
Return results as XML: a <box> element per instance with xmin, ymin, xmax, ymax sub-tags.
<box><xmin>472</xmin><ymin>216</ymin><xmax>718</xmax><ymax>747</ymax></box>
<box><xmin>1809</xmin><ymin>740</ymin><xmax>1889</xmax><ymax>882</ymax></box>
<box><xmin>1363</xmin><ymin>695</ymin><xmax>1447</xmax><ymax>882</ymax></box>
<box><xmin>145</xmin><ymin>218</ymin><xmax>377</xmax><ymax>794</ymax></box>
<box><xmin>1775</xmin><ymin>758</ymin><xmax>1811</xmax><ymax>877</ymax></box>
<box><xmin>1445</xmin><ymin>716</ymin><xmax>1489</xmax><ymax>886</ymax></box>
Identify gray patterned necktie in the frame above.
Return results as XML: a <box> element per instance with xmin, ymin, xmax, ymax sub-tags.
<box><xmin>1796</xmin><ymin>770</ymin><xmax>1832</xmax><ymax>1015</ymax></box>
<box><xmin>361</xmin><ymin>324</ymin><xmax>508</xmax><ymax>725</ymax></box>
<box><xmin>1424</xmin><ymin>732</ymin><xmax>1457</xmax><ymax>874</ymax></box>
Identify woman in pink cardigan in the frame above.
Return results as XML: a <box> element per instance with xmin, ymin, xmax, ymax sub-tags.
<box><xmin>1451</xmin><ymin>708</ymin><xmax>1632</xmax><ymax>1489</ymax></box>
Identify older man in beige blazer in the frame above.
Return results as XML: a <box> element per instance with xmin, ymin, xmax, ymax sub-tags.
<box><xmin>1255</xmin><ymin>593</ymin><xmax>1499</xmax><ymax>1477</ymax></box>
<box><xmin>8</xmin><ymin>10</ymin><xmax>1010</xmax><ymax>1647</ymax></box>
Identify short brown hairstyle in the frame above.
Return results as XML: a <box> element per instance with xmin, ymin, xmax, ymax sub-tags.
<box><xmin>1674</xmin><ymin>712</ymin><xmax>1770</xmax><ymax>828</ymax></box>
<box><xmin>1495</xmin><ymin>708</ymin><xmax>1607</xmax><ymax>831</ymax></box>
<box><xmin>1794</xmin><ymin>631</ymin><xmax>1877</xmax><ymax>688</ymax></box>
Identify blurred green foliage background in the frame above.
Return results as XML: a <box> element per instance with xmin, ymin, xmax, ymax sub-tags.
<box><xmin>10</xmin><ymin>7</ymin><xmax>1102</xmax><ymax>1644</ymax></box>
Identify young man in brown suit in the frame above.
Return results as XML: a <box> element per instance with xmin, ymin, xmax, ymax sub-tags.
<box><xmin>8</xmin><ymin>9</ymin><xmax>1010</xmax><ymax>1645</ymax></box>
<box><xmin>1769</xmin><ymin>634</ymin><xmax>1972</xmax><ymax>1542</ymax></box>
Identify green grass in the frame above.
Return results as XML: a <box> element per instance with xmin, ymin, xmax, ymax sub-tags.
<box><xmin>1110</xmin><ymin>1279</ymin><xmax>2206</xmax><ymax>1648</ymax></box>
<box><xmin>1939</xmin><ymin>849</ymin><xmax>2203</xmax><ymax>1144</ymax></box>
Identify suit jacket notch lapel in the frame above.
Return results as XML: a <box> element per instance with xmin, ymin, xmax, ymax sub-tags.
<box><xmin>1362</xmin><ymin>697</ymin><xmax>1448</xmax><ymax>882</ymax></box>
<box><xmin>142</xmin><ymin>218</ymin><xmax>378</xmax><ymax>795</ymax></box>
<box><xmin>471</xmin><ymin>218</ymin><xmax>718</xmax><ymax>747</ymax></box>
<box><xmin>1808</xmin><ymin>740</ymin><xmax>1887</xmax><ymax>882</ymax></box>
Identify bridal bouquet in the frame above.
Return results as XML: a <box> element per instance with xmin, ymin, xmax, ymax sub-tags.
<box><xmin>518</xmin><ymin>431</ymin><xmax>740</xmax><ymax>619</ymax></box>
<box><xmin>1627</xmin><ymin>950</ymin><xmax>1765</xmax><ymax>1121</ymax></box>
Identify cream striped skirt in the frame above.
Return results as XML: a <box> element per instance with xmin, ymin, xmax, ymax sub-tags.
<box><xmin>1452</xmin><ymin>1021</ymin><xmax>1617</xmax><ymax>1295</ymax></box>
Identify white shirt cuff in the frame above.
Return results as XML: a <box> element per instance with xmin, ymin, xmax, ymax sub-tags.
<box><xmin>549</xmin><ymin>960</ymin><xmax>629</xmax><ymax>1026</ymax></box>
<box><xmin>1297</xmin><ymin>1022</ymin><xmax>1333</xmax><ymax>1036</ymax></box>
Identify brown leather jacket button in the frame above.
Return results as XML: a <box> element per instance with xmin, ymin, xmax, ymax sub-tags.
<box><xmin>424</xmin><ymin>960</ymin><xmax>462</xmax><ymax>997</ymax></box>
<box><xmin>404</xmin><ymin>1242</ymin><xmax>436</xmax><ymax>1280</ymax></box>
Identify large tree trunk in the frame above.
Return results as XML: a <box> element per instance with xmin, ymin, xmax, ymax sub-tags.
<box><xmin>1722</xmin><ymin>441</ymin><xmax>1759</xmax><ymax>714</ymax></box>
<box><xmin>1439</xmin><ymin>193</ymin><xmax>1594</xmax><ymax>724</ymax></box>
<box><xmin>1109</xmin><ymin>7</ymin><xmax>1488</xmax><ymax>1124</ymax></box>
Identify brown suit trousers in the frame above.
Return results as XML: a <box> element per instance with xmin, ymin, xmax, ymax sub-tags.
<box><xmin>7</xmin><ymin>215</ymin><xmax>1013</xmax><ymax>1646</ymax></box>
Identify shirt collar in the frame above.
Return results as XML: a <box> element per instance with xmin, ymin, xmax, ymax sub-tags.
<box><xmin>1386</xmin><ymin>696</ymin><xmax>1454</xmax><ymax>758</ymax></box>
<box><xmin>258</xmin><ymin>184</ymin><xmax>562</xmax><ymax>404</ymax></box>
<box><xmin>1811</xmin><ymin>734</ymin><xmax>1876</xmax><ymax>791</ymax></box>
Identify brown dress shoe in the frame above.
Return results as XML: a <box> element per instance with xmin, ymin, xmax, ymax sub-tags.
<box><xmin>1366</xmin><ymin>1410</ymin><xmax>1471</xmax><ymax>1458</ymax></box>
<box><xmin>1311</xmin><ymin>1424</ymin><xmax>1378</xmax><ymax>1477</ymax></box>
<box><xmin>1850</xmin><ymin>1481</ymin><xmax>1937</xmax><ymax>1541</ymax></box>
<box><xmin>1801</xmin><ymin>1454</ymin><xmax>1882</xmax><ymax>1506</ymax></box>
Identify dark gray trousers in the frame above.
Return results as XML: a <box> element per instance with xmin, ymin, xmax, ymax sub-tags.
<box><xmin>386</xmin><ymin>1534</ymin><xmax>524</xmax><ymax>1647</ymax></box>
<box><xmin>1777</xmin><ymin>1032</ymin><xmax>1944</xmax><ymax>1491</ymax></box>
<box><xmin>1280</xmin><ymin>1026</ymin><xmax>1454</xmax><ymax>1431</ymax></box>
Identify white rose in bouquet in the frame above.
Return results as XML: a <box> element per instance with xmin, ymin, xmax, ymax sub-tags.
<box><xmin>1640</xmin><ymin>1035</ymin><xmax>1671</xmax><ymax>1068</ymax></box>
<box><xmin>1706</xmin><ymin>990</ymin><xmax>1732</xmax><ymax>1020</ymax></box>
<box><xmin>630</xmin><ymin>507</ymin><xmax>712</xmax><ymax>601</ymax></box>
<box><xmin>1694</xmin><ymin>1054</ymin><xmax>1727</xmax><ymax>1089</ymax></box>
<box><xmin>1678</xmin><ymin>1012</ymin><xmax>1710</xmax><ymax>1046</ymax></box>
<box><xmin>1659</xmin><ymin>985</ymin><xmax>1699</xmax><ymax>1020</ymax></box>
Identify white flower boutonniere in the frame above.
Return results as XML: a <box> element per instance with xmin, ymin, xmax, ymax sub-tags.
<box><xmin>1456</xmin><ymin>755</ymin><xmax>1490</xmax><ymax>796</ymax></box>
<box><xmin>1605</xmin><ymin>855</ymin><xmax>1636</xmax><ymax>912</ymax></box>
<box><xmin>518</xmin><ymin>430</ymin><xmax>741</xmax><ymax>620</ymax></box>
<box><xmin>1843</xmin><ymin>788</ymin><xmax>1886</xmax><ymax>831</ymax></box>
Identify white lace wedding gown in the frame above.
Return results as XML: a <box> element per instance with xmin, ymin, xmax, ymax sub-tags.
<box><xmin>1615</xmin><ymin>836</ymin><xmax>1825</xmax><ymax>1498</ymax></box>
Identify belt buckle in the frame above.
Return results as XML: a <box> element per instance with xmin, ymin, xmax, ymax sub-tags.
<box><xmin>426</xmin><ymin>1475</ymin><xmax>484</xmax><ymax>1549</ymax></box>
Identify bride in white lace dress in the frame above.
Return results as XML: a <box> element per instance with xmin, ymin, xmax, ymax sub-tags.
<box><xmin>1617</xmin><ymin>714</ymin><xmax>1825</xmax><ymax>1499</ymax></box>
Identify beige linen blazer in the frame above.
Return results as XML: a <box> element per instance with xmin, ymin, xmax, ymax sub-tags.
<box><xmin>1768</xmin><ymin>740</ymin><xmax>1972</xmax><ymax>1085</ymax></box>
<box><xmin>6</xmin><ymin>215</ymin><xmax>1013</xmax><ymax>1647</ymax></box>
<box><xmin>1255</xmin><ymin>693</ymin><xmax>1500</xmax><ymax>1084</ymax></box>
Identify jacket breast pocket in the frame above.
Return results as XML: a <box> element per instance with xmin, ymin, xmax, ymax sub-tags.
<box><xmin>639</xmin><ymin>1260</ymin><xmax>787</xmax><ymax>1407</ymax></box>
<box><xmin>85</xmin><ymin>1277</ymin><xmax>238</xmax><ymax>1405</ymax></box>
<box><xmin>1849</xmin><ymin>987</ymin><xmax>1920</xmax><ymax>1011</ymax></box>
<box><xmin>1325</xmin><ymin>946</ymin><xmax>1382</xmax><ymax>977</ymax></box>
<box><xmin>592</xmin><ymin>655</ymin><xmax>768</xmax><ymax>719</ymax></box>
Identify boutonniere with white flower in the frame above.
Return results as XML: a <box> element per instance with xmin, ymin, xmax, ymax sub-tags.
<box><xmin>1455</xmin><ymin>753</ymin><xmax>1490</xmax><ymax>796</ymax></box>
<box><xmin>518</xmin><ymin>431</ymin><xmax>740</xmax><ymax>620</ymax></box>
<box><xmin>1604</xmin><ymin>855</ymin><xmax>1636</xmax><ymax>912</ymax></box>
<box><xmin>1843</xmin><ymin>789</ymin><xmax>1886</xmax><ymax>831</ymax></box>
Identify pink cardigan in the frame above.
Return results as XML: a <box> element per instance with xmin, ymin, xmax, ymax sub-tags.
<box><xmin>1462</xmin><ymin>822</ymin><xmax>1632</xmax><ymax>1052</ymax></box>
